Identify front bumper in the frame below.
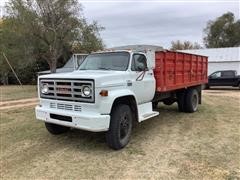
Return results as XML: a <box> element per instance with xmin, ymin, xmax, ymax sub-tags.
<box><xmin>35</xmin><ymin>105</ymin><xmax>110</xmax><ymax>132</ymax></box>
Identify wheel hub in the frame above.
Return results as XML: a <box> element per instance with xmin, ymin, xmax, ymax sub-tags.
<box><xmin>192</xmin><ymin>94</ymin><xmax>198</xmax><ymax>111</ymax></box>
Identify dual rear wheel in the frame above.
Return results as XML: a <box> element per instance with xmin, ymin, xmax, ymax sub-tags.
<box><xmin>153</xmin><ymin>88</ymin><xmax>200</xmax><ymax>113</ymax></box>
<box><xmin>177</xmin><ymin>88</ymin><xmax>199</xmax><ymax>113</ymax></box>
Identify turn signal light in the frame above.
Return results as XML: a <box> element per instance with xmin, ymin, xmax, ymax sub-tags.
<box><xmin>100</xmin><ymin>90</ymin><xmax>108</xmax><ymax>96</ymax></box>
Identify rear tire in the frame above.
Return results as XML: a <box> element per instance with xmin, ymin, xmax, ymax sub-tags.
<box><xmin>45</xmin><ymin>122</ymin><xmax>70</xmax><ymax>135</ymax></box>
<box><xmin>177</xmin><ymin>91</ymin><xmax>186</xmax><ymax>112</ymax></box>
<box><xmin>185</xmin><ymin>89</ymin><xmax>199</xmax><ymax>113</ymax></box>
<box><xmin>106</xmin><ymin>104</ymin><xmax>133</xmax><ymax>150</ymax></box>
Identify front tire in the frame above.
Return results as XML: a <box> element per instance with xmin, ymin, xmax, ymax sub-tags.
<box><xmin>45</xmin><ymin>122</ymin><xmax>70</xmax><ymax>135</ymax></box>
<box><xmin>106</xmin><ymin>104</ymin><xmax>133</xmax><ymax>150</ymax></box>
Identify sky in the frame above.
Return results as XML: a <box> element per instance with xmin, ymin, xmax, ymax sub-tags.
<box><xmin>1</xmin><ymin>0</ymin><xmax>239</xmax><ymax>48</ymax></box>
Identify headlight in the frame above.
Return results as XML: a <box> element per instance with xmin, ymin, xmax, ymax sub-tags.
<box><xmin>82</xmin><ymin>86</ymin><xmax>91</xmax><ymax>97</ymax></box>
<box><xmin>41</xmin><ymin>84</ymin><xmax>49</xmax><ymax>94</ymax></box>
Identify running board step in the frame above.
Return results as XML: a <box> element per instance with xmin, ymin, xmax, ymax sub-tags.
<box><xmin>137</xmin><ymin>102</ymin><xmax>159</xmax><ymax>122</ymax></box>
<box><xmin>139</xmin><ymin>111</ymin><xmax>159</xmax><ymax>122</ymax></box>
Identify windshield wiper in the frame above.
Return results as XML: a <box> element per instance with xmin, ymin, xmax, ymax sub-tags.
<box><xmin>79</xmin><ymin>68</ymin><xmax>89</xmax><ymax>70</ymax></box>
<box><xmin>97</xmin><ymin>67</ymin><xmax>112</xmax><ymax>70</ymax></box>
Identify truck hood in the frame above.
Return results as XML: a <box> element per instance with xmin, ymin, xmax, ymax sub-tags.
<box><xmin>38</xmin><ymin>70</ymin><xmax>129</xmax><ymax>88</ymax></box>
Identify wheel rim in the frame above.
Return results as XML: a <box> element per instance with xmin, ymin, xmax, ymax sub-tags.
<box><xmin>120</xmin><ymin>113</ymin><xmax>130</xmax><ymax>140</ymax></box>
<box><xmin>192</xmin><ymin>94</ymin><xmax>198</xmax><ymax>111</ymax></box>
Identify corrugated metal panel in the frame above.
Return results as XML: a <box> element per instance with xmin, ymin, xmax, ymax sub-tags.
<box><xmin>154</xmin><ymin>51</ymin><xmax>208</xmax><ymax>92</ymax></box>
<box><xmin>179</xmin><ymin>47</ymin><xmax>240</xmax><ymax>62</ymax></box>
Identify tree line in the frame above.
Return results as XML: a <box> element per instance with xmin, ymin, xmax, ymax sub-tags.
<box><xmin>0</xmin><ymin>0</ymin><xmax>104</xmax><ymax>85</ymax></box>
<box><xmin>0</xmin><ymin>0</ymin><xmax>239</xmax><ymax>85</ymax></box>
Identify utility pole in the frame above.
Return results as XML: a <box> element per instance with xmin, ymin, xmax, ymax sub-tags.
<box><xmin>2</xmin><ymin>52</ymin><xmax>23</xmax><ymax>86</ymax></box>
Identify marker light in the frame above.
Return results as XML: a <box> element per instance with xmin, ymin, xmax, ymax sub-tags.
<box><xmin>99</xmin><ymin>90</ymin><xmax>108</xmax><ymax>97</ymax></box>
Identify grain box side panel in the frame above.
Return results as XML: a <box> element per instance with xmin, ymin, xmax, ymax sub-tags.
<box><xmin>154</xmin><ymin>51</ymin><xmax>208</xmax><ymax>92</ymax></box>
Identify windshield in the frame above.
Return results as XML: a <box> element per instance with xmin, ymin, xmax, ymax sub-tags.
<box><xmin>78</xmin><ymin>52</ymin><xmax>130</xmax><ymax>71</ymax></box>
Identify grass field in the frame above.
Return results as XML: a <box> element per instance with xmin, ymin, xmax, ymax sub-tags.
<box><xmin>0</xmin><ymin>85</ymin><xmax>37</xmax><ymax>102</ymax></box>
<box><xmin>1</xmin><ymin>90</ymin><xmax>240</xmax><ymax>179</ymax></box>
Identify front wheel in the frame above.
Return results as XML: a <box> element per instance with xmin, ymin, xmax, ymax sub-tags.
<box><xmin>45</xmin><ymin>122</ymin><xmax>70</xmax><ymax>135</ymax></box>
<box><xmin>106</xmin><ymin>104</ymin><xmax>133</xmax><ymax>150</ymax></box>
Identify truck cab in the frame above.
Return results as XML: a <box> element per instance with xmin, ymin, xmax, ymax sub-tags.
<box><xmin>36</xmin><ymin>50</ymin><xmax>159</xmax><ymax>150</ymax></box>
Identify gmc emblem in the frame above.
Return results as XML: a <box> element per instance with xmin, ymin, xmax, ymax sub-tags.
<box><xmin>56</xmin><ymin>88</ymin><xmax>70</xmax><ymax>92</ymax></box>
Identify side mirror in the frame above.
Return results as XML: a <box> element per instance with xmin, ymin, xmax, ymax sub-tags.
<box><xmin>137</xmin><ymin>63</ymin><xmax>145</xmax><ymax>71</ymax></box>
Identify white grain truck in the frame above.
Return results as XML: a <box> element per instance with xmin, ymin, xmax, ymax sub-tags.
<box><xmin>35</xmin><ymin>46</ymin><xmax>208</xmax><ymax>150</ymax></box>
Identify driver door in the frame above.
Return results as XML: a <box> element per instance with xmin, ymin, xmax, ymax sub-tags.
<box><xmin>129</xmin><ymin>53</ymin><xmax>155</xmax><ymax>104</ymax></box>
<box><xmin>209</xmin><ymin>71</ymin><xmax>221</xmax><ymax>86</ymax></box>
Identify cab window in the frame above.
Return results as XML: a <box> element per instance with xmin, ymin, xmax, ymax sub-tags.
<box><xmin>221</xmin><ymin>71</ymin><xmax>235</xmax><ymax>77</ymax></box>
<box><xmin>131</xmin><ymin>54</ymin><xmax>148</xmax><ymax>71</ymax></box>
<box><xmin>211</xmin><ymin>72</ymin><xmax>221</xmax><ymax>78</ymax></box>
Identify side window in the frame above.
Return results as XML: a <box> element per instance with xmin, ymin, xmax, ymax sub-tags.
<box><xmin>221</xmin><ymin>71</ymin><xmax>234</xmax><ymax>77</ymax></box>
<box><xmin>211</xmin><ymin>72</ymin><xmax>221</xmax><ymax>78</ymax></box>
<box><xmin>131</xmin><ymin>54</ymin><xmax>148</xmax><ymax>71</ymax></box>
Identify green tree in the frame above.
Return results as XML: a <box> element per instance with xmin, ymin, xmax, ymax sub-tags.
<box><xmin>5</xmin><ymin>0</ymin><xmax>104</xmax><ymax>73</ymax></box>
<box><xmin>0</xmin><ymin>0</ymin><xmax>104</xmax><ymax>84</ymax></box>
<box><xmin>0</xmin><ymin>17</ymin><xmax>34</xmax><ymax>84</ymax></box>
<box><xmin>170</xmin><ymin>40</ymin><xmax>202</xmax><ymax>50</ymax></box>
<box><xmin>203</xmin><ymin>12</ymin><xmax>240</xmax><ymax>48</ymax></box>
<box><xmin>71</xmin><ymin>21</ymin><xmax>105</xmax><ymax>53</ymax></box>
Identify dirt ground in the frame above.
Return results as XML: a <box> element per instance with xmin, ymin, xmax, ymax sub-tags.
<box><xmin>0</xmin><ymin>98</ymin><xmax>38</xmax><ymax>110</ymax></box>
<box><xmin>0</xmin><ymin>85</ymin><xmax>37</xmax><ymax>102</ymax></box>
<box><xmin>1</xmin><ymin>89</ymin><xmax>240</xmax><ymax>179</ymax></box>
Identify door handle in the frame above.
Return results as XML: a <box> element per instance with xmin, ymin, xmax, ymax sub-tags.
<box><xmin>147</xmin><ymin>72</ymin><xmax>153</xmax><ymax>75</ymax></box>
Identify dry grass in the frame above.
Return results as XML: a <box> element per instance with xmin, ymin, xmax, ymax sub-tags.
<box><xmin>0</xmin><ymin>90</ymin><xmax>240</xmax><ymax>179</ymax></box>
<box><xmin>0</xmin><ymin>85</ymin><xmax>37</xmax><ymax>102</ymax></box>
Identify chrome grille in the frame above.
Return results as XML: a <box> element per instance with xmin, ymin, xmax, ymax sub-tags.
<box><xmin>49</xmin><ymin>102</ymin><xmax>82</xmax><ymax>112</ymax></box>
<box><xmin>74</xmin><ymin>105</ymin><xmax>82</xmax><ymax>111</ymax></box>
<box><xmin>40</xmin><ymin>79</ymin><xmax>94</xmax><ymax>103</ymax></box>
<box><xmin>57</xmin><ymin>103</ymin><xmax>73</xmax><ymax>111</ymax></box>
<box><xmin>50</xmin><ymin>102</ymin><xmax>56</xmax><ymax>108</ymax></box>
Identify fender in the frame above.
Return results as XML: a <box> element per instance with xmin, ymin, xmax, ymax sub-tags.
<box><xmin>99</xmin><ymin>88</ymin><xmax>137</xmax><ymax>115</ymax></box>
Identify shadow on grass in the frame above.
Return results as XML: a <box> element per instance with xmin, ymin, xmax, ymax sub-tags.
<box><xmin>204</xmin><ymin>87</ymin><xmax>239</xmax><ymax>91</ymax></box>
<box><xmin>45</xmin><ymin>104</ymin><xmax>183</xmax><ymax>152</ymax></box>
